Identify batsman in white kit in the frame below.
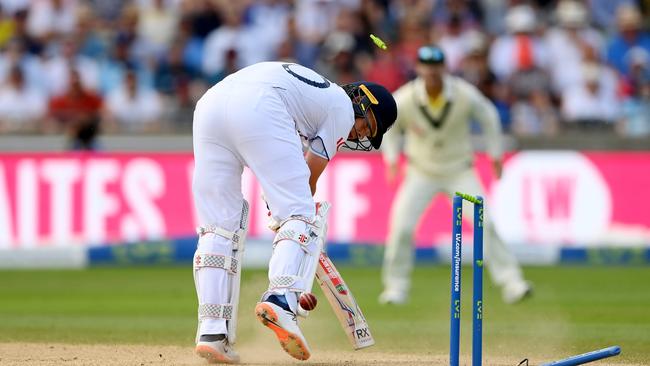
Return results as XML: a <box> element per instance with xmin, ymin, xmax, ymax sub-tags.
<box><xmin>191</xmin><ymin>61</ymin><xmax>397</xmax><ymax>363</ymax></box>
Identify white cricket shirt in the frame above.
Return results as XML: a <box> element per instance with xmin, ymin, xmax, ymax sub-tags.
<box><xmin>220</xmin><ymin>62</ymin><xmax>355</xmax><ymax>160</ymax></box>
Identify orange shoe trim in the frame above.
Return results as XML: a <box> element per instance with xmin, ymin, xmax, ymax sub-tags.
<box><xmin>255</xmin><ymin>302</ymin><xmax>310</xmax><ymax>361</ymax></box>
<box><xmin>195</xmin><ymin>344</ymin><xmax>237</xmax><ymax>364</ymax></box>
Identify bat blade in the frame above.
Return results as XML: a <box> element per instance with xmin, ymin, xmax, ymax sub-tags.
<box><xmin>316</xmin><ymin>252</ymin><xmax>375</xmax><ymax>349</ymax></box>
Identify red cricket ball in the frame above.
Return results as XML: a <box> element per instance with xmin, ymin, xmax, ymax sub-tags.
<box><xmin>299</xmin><ymin>292</ymin><xmax>318</xmax><ymax>311</ymax></box>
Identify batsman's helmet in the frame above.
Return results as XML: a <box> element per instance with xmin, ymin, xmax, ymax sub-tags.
<box><xmin>341</xmin><ymin>81</ymin><xmax>397</xmax><ymax>150</ymax></box>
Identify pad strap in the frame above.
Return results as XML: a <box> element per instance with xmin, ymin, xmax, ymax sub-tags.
<box><xmin>279</xmin><ymin>215</ymin><xmax>321</xmax><ymax>229</ymax></box>
<box><xmin>268</xmin><ymin>275</ymin><xmax>304</xmax><ymax>293</ymax></box>
<box><xmin>193</xmin><ymin>253</ymin><xmax>238</xmax><ymax>274</ymax></box>
<box><xmin>198</xmin><ymin>303</ymin><xmax>233</xmax><ymax>320</ymax></box>
<box><xmin>196</xmin><ymin>225</ymin><xmax>245</xmax><ymax>250</ymax></box>
<box><xmin>273</xmin><ymin>228</ymin><xmax>315</xmax><ymax>250</ymax></box>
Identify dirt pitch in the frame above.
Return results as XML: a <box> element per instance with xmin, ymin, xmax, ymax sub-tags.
<box><xmin>0</xmin><ymin>343</ymin><xmax>638</xmax><ymax>366</ymax></box>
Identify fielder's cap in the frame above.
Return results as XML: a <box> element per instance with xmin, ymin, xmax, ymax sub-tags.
<box><xmin>418</xmin><ymin>45</ymin><xmax>445</xmax><ymax>65</ymax></box>
<box><xmin>344</xmin><ymin>81</ymin><xmax>397</xmax><ymax>149</ymax></box>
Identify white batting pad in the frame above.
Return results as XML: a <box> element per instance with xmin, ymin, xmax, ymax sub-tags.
<box><xmin>265</xmin><ymin>202</ymin><xmax>330</xmax><ymax>316</ymax></box>
<box><xmin>193</xmin><ymin>200</ymin><xmax>249</xmax><ymax>344</ymax></box>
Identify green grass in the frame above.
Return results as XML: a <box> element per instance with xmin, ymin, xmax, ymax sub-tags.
<box><xmin>1</xmin><ymin>266</ymin><xmax>649</xmax><ymax>364</ymax></box>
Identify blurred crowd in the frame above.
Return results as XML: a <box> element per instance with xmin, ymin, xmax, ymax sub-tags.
<box><xmin>0</xmin><ymin>0</ymin><xmax>649</xmax><ymax>149</ymax></box>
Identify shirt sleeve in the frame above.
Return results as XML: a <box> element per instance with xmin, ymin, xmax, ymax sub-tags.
<box><xmin>309</xmin><ymin>105</ymin><xmax>354</xmax><ymax>161</ymax></box>
<box><xmin>468</xmin><ymin>83</ymin><xmax>503</xmax><ymax>160</ymax></box>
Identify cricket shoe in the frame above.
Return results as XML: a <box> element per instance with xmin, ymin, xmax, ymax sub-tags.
<box><xmin>502</xmin><ymin>281</ymin><xmax>533</xmax><ymax>304</ymax></box>
<box><xmin>255</xmin><ymin>301</ymin><xmax>311</xmax><ymax>360</ymax></box>
<box><xmin>195</xmin><ymin>334</ymin><xmax>240</xmax><ymax>364</ymax></box>
<box><xmin>378</xmin><ymin>289</ymin><xmax>408</xmax><ymax>305</ymax></box>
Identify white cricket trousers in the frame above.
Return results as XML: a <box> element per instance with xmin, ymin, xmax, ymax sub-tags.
<box><xmin>192</xmin><ymin>81</ymin><xmax>314</xmax><ymax>336</ymax></box>
<box><xmin>382</xmin><ymin>164</ymin><xmax>525</xmax><ymax>294</ymax></box>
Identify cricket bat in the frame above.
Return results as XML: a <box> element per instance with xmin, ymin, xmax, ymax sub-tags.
<box><xmin>315</xmin><ymin>251</ymin><xmax>375</xmax><ymax>349</ymax></box>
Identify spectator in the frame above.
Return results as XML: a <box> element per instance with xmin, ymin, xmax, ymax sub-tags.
<box><xmin>0</xmin><ymin>4</ymin><xmax>16</xmax><ymax>48</ymax></box>
<box><xmin>458</xmin><ymin>31</ymin><xmax>511</xmax><ymax>131</ymax></box>
<box><xmin>495</xmin><ymin>5</ymin><xmax>556</xmax><ymax>136</ymax></box>
<box><xmin>0</xmin><ymin>0</ymin><xmax>644</xmax><ymax>141</ymax></box>
<box><xmin>136</xmin><ymin>0</ymin><xmax>180</xmax><ymax>10</ymax></box>
<box><xmin>26</xmin><ymin>0</ymin><xmax>78</xmax><ymax>42</ymax></box>
<box><xmin>480</xmin><ymin>0</ymin><xmax>508</xmax><ymax>35</ymax></box>
<box><xmin>435</xmin><ymin>14</ymin><xmax>475</xmax><ymax>73</ymax></box>
<box><xmin>97</xmin><ymin>32</ymin><xmax>152</xmax><ymax>95</ymax></box>
<box><xmin>42</xmin><ymin>37</ymin><xmax>99</xmax><ymax>96</ymax></box>
<box><xmin>112</xmin><ymin>4</ymin><xmax>152</xmax><ymax>67</ymax></box>
<box><xmin>459</xmin><ymin>31</ymin><xmax>498</xmax><ymax>100</ymax></box>
<box><xmin>561</xmin><ymin>62</ymin><xmax>620</xmax><ymax>128</ymax></box>
<box><xmin>0</xmin><ymin>65</ymin><xmax>46</xmax><ymax>132</ymax></box>
<box><xmin>273</xmin><ymin>12</ymin><xmax>300</xmax><ymax>62</ymax></box>
<box><xmin>606</xmin><ymin>4</ymin><xmax>650</xmax><ymax>78</ymax></box>
<box><xmin>292</xmin><ymin>0</ymin><xmax>356</xmax><ymax>67</ymax></box>
<box><xmin>0</xmin><ymin>0</ymin><xmax>29</xmax><ymax>15</ymax></box>
<box><xmin>75</xmin><ymin>4</ymin><xmax>108</xmax><ymax>59</ymax></box>
<box><xmin>393</xmin><ymin>15</ymin><xmax>430</xmax><ymax>78</ymax></box>
<box><xmin>588</xmin><ymin>0</ymin><xmax>636</xmax><ymax>32</ymax></box>
<box><xmin>390</xmin><ymin>0</ymin><xmax>433</xmax><ymax>23</ymax></box>
<box><xmin>11</xmin><ymin>9</ymin><xmax>43</xmax><ymax>54</ymax></box>
<box><xmin>275</xmin><ymin>37</ymin><xmax>298</xmax><ymax>63</ymax></box>
<box><xmin>178</xmin><ymin>0</ymin><xmax>221</xmax><ymax>75</ymax></box>
<box><xmin>182</xmin><ymin>0</ymin><xmax>221</xmax><ymax>40</ymax></box>
<box><xmin>431</xmin><ymin>0</ymin><xmax>482</xmax><ymax>32</ymax></box>
<box><xmin>510</xmin><ymin>89</ymin><xmax>560</xmax><ymax>136</ymax></box>
<box><xmin>489</xmin><ymin>4</ymin><xmax>549</xmax><ymax>81</ymax></box>
<box><xmin>154</xmin><ymin>39</ymin><xmax>195</xmax><ymax>104</ymax></box>
<box><xmin>0</xmin><ymin>39</ymin><xmax>24</xmax><ymax>82</ymax></box>
<box><xmin>201</xmin><ymin>5</ymin><xmax>259</xmax><ymax>80</ymax></box>
<box><xmin>619</xmin><ymin>51</ymin><xmax>650</xmax><ymax>137</ymax></box>
<box><xmin>136</xmin><ymin>0</ymin><xmax>179</xmax><ymax>58</ymax></box>
<box><xmin>247</xmin><ymin>0</ymin><xmax>292</xmax><ymax>63</ymax></box>
<box><xmin>103</xmin><ymin>69</ymin><xmax>163</xmax><ymax>133</ymax></box>
<box><xmin>620</xmin><ymin>47</ymin><xmax>650</xmax><ymax>98</ymax></box>
<box><xmin>431</xmin><ymin>0</ymin><xmax>482</xmax><ymax>73</ymax></box>
<box><xmin>620</xmin><ymin>77</ymin><xmax>650</xmax><ymax>137</ymax></box>
<box><xmin>86</xmin><ymin>0</ymin><xmax>128</xmax><ymax>27</ymax></box>
<box><xmin>46</xmin><ymin>67</ymin><xmax>102</xmax><ymax>150</ymax></box>
<box><xmin>508</xmin><ymin>70</ymin><xmax>556</xmax><ymax>137</ymax></box>
<box><xmin>333</xmin><ymin>6</ymin><xmax>374</xmax><ymax>56</ymax></box>
<box><xmin>361</xmin><ymin>47</ymin><xmax>407</xmax><ymax>93</ymax></box>
<box><xmin>545</xmin><ymin>0</ymin><xmax>605</xmax><ymax>94</ymax></box>
<box><xmin>154</xmin><ymin>37</ymin><xmax>202</xmax><ymax>129</ymax></box>
<box><xmin>316</xmin><ymin>31</ymin><xmax>361</xmax><ymax>84</ymax></box>
<box><xmin>0</xmin><ymin>39</ymin><xmax>49</xmax><ymax>94</ymax></box>
<box><xmin>205</xmin><ymin>48</ymin><xmax>239</xmax><ymax>85</ymax></box>
<box><xmin>359</xmin><ymin>0</ymin><xmax>395</xmax><ymax>42</ymax></box>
